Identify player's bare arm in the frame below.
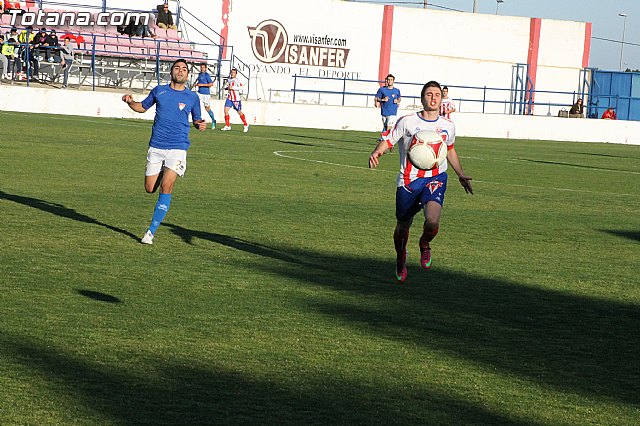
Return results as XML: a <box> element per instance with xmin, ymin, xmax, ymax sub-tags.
<box><xmin>194</xmin><ymin>119</ymin><xmax>206</xmax><ymax>131</ymax></box>
<box><xmin>122</xmin><ymin>94</ymin><xmax>147</xmax><ymax>113</ymax></box>
<box><xmin>446</xmin><ymin>148</ymin><xmax>473</xmax><ymax>194</ymax></box>
<box><xmin>369</xmin><ymin>140</ymin><xmax>390</xmax><ymax>168</ymax></box>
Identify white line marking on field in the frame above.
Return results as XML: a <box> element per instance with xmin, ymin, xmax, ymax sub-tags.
<box><xmin>274</xmin><ymin>150</ymin><xmax>639</xmax><ymax>198</ymax></box>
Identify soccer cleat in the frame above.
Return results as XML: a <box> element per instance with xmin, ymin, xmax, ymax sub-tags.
<box><xmin>140</xmin><ymin>230</ymin><xmax>154</xmax><ymax>245</ymax></box>
<box><xmin>243</xmin><ymin>125</ymin><xmax>249</xmax><ymax>133</ymax></box>
<box><xmin>396</xmin><ymin>249</ymin><xmax>407</xmax><ymax>283</ymax></box>
<box><xmin>221</xmin><ymin>126</ymin><xmax>231</xmax><ymax>131</ymax></box>
<box><xmin>420</xmin><ymin>245</ymin><xmax>432</xmax><ymax>270</ymax></box>
<box><xmin>211</xmin><ymin>121</ymin><xmax>216</xmax><ymax>129</ymax></box>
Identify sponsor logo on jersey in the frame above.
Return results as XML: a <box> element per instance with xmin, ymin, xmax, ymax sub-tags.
<box><xmin>178</xmin><ymin>103</ymin><xmax>186</xmax><ymax>110</ymax></box>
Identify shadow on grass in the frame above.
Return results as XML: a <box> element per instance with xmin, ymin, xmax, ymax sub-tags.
<box><xmin>558</xmin><ymin>150</ymin><xmax>638</xmax><ymax>160</ymax></box>
<box><xmin>76</xmin><ymin>289</ymin><xmax>122</xmax><ymax>304</ymax></box>
<box><xmin>0</xmin><ymin>190</ymin><xmax>139</xmax><ymax>241</ymax></box>
<box><xmin>164</xmin><ymin>224</ymin><xmax>639</xmax><ymax>406</ymax></box>
<box><xmin>513</xmin><ymin>158</ymin><xmax>628</xmax><ymax>173</ymax></box>
<box><xmin>272</xmin><ymin>139</ymin><xmax>319</xmax><ymax>147</ymax></box>
<box><xmin>272</xmin><ymin>138</ymin><xmax>369</xmax><ymax>152</ymax></box>
<box><xmin>164</xmin><ymin>223</ymin><xmax>304</xmax><ymax>265</ymax></box>
<box><xmin>0</xmin><ymin>334</ymin><xmax>525</xmax><ymax>425</ymax></box>
<box><xmin>600</xmin><ymin>229</ymin><xmax>640</xmax><ymax>242</ymax></box>
<box><xmin>282</xmin><ymin>132</ymin><xmax>374</xmax><ymax>143</ymax></box>
<box><xmin>266</xmin><ymin>253</ymin><xmax>640</xmax><ymax>406</ymax></box>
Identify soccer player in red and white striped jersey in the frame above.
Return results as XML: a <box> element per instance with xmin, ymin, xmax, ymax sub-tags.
<box><xmin>439</xmin><ymin>86</ymin><xmax>456</xmax><ymax>119</ymax></box>
<box><xmin>369</xmin><ymin>81</ymin><xmax>473</xmax><ymax>282</ymax></box>
<box><xmin>221</xmin><ymin>68</ymin><xmax>249</xmax><ymax>132</ymax></box>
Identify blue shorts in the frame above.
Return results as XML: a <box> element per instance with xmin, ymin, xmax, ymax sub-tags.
<box><xmin>224</xmin><ymin>99</ymin><xmax>242</xmax><ymax>111</ymax></box>
<box><xmin>395</xmin><ymin>173</ymin><xmax>448</xmax><ymax>222</ymax></box>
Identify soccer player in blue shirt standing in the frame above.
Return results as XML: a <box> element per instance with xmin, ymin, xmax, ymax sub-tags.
<box><xmin>195</xmin><ymin>63</ymin><xmax>216</xmax><ymax>129</ymax></box>
<box><xmin>122</xmin><ymin>58</ymin><xmax>206</xmax><ymax>244</ymax></box>
<box><xmin>375</xmin><ymin>74</ymin><xmax>402</xmax><ymax>137</ymax></box>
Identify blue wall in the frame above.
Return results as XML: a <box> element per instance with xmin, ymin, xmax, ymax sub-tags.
<box><xmin>590</xmin><ymin>70</ymin><xmax>640</xmax><ymax>121</ymax></box>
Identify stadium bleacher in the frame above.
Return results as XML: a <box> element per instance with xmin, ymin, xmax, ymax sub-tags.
<box><xmin>1</xmin><ymin>3</ymin><xmax>211</xmax><ymax>88</ymax></box>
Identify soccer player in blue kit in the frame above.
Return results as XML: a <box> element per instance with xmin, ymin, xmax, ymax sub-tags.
<box><xmin>375</xmin><ymin>74</ymin><xmax>401</xmax><ymax>137</ymax></box>
<box><xmin>194</xmin><ymin>63</ymin><xmax>216</xmax><ymax>129</ymax></box>
<box><xmin>122</xmin><ymin>58</ymin><xmax>206</xmax><ymax>244</ymax></box>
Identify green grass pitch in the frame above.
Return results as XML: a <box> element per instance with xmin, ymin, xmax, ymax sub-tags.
<box><xmin>0</xmin><ymin>111</ymin><xmax>638</xmax><ymax>424</ymax></box>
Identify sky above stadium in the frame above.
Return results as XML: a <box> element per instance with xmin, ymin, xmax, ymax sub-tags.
<box><xmin>354</xmin><ymin>0</ymin><xmax>640</xmax><ymax>71</ymax></box>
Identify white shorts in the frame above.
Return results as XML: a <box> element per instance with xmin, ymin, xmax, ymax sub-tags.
<box><xmin>382</xmin><ymin>115</ymin><xmax>397</xmax><ymax>130</ymax></box>
<box><xmin>145</xmin><ymin>147</ymin><xmax>187</xmax><ymax>177</ymax></box>
<box><xmin>198</xmin><ymin>93</ymin><xmax>211</xmax><ymax>107</ymax></box>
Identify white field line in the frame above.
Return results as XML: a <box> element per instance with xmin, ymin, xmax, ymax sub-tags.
<box><xmin>273</xmin><ymin>150</ymin><xmax>640</xmax><ymax>198</ymax></box>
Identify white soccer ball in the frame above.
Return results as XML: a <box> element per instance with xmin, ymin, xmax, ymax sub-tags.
<box><xmin>407</xmin><ymin>130</ymin><xmax>447</xmax><ymax>170</ymax></box>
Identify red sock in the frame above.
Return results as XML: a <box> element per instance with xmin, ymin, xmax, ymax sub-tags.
<box><xmin>239</xmin><ymin>113</ymin><xmax>248</xmax><ymax>126</ymax></box>
<box><xmin>419</xmin><ymin>225</ymin><xmax>439</xmax><ymax>249</ymax></box>
<box><xmin>393</xmin><ymin>228</ymin><xmax>409</xmax><ymax>258</ymax></box>
<box><xmin>224</xmin><ymin>114</ymin><xmax>230</xmax><ymax>126</ymax></box>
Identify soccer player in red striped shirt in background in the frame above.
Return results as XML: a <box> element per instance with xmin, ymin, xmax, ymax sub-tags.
<box><xmin>221</xmin><ymin>68</ymin><xmax>249</xmax><ymax>132</ymax></box>
<box><xmin>439</xmin><ymin>86</ymin><xmax>456</xmax><ymax>119</ymax></box>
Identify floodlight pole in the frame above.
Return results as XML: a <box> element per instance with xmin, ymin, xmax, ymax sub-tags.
<box><xmin>473</xmin><ymin>0</ymin><xmax>478</xmax><ymax>13</ymax></box>
<box><xmin>423</xmin><ymin>0</ymin><xmax>428</xmax><ymax>8</ymax></box>
<box><xmin>619</xmin><ymin>13</ymin><xmax>628</xmax><ymax>71</ymax></box>
<box><xmin>496</xmin><ymin>0</ymin><xmax>504</xmax><ymax>15</ymax></box>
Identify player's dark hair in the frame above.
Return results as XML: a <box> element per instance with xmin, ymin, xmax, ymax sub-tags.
<box><xmin>230</xmin><ymin>68</ymin><xmax>237</xmax><ymax>73</ymax></box>
<box><xmin>421</xmin><ymin>81</ymin><xmax>442</xmax><ymax>99</ymax></box>
<box><xmin>386</xmin><ymin>74</ymin><xmax>395</xmax><ymax>80</ymax></box>
<box><xmin>171</xmin><ymin>58</ymin><xmax>189</xmax><ymax>72</ymax></box>
<box><xmin>442</xmin><ymin>85</ymin><xmax>449</xmax><ymax>90</ymax></box>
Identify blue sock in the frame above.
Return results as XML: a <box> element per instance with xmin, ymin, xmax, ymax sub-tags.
<box><xmin>208</xmin><ymin>110</ymin><xmax>215</xmax><ymax>123</ymax></box>
<box><xmin>148</xmin><ymin>193</ymin><xmax>172</xmax><ymax>235</ymax></box>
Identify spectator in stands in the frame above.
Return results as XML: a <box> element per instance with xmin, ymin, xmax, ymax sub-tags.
<box><xmin>16</xmin><ymin>26</ymin><xmax>37</xmax><ymax>80</ymax></box>
<box><xmin>2</xmin><ymin>34</ymin><xmax>18</xmax><ymax>79</ymax></box>
<box><xmin>569</xmin><ymin>98</ymin><xmax>584</xmax><ymax>118</ymax></box>
<box><xmin>17</xmin><ymin>25</ymin><xmax>34</xmax><ymax>44</ymax></box>
<box><xmin>5</xmin><ymin>26</ymin><xmax>18</xmax><ymax>42</ymax></box>
<box><xmin>59</xmin><ymin>36</ymin><xmax>75</xmax><ymax>88</ymax></box>
<box><xmin>45</xmin><ymin>29</ymin><xmax>59</xmax><ymax>62</ymax></box>
<box><xmin>32</xmin><ymin>28</ymin><xmax>49</xmax><ymax>61</ymax></box>
<box><xmin>122</xmin><ymin>16</ymin><xmax>155</xmax><ymax>38</ymax></box>
<box><xmin>156</xmin><ymin>3</ymin><xmax>177</xmax><ymax>30</ymax></box>
<box><xmin>18</xmin><ymin>41</ymin><xmax>39</xmax><ymax>81</ymax></box>
<box><xmin>0</xmin><ymin>2</ymin><xmax>4</xmax><ymax>14</ymax></box>
<box><xmin>0</xmin><ymin>35</ymin><xmax>8</xmax><ymax>79</ymax></box>
<box><xmin>601</xmin><ymin>107</ymin><xmax>617</xmax><ymax>120</ymax></box>
<box><xmin>440</xmin><ymin>86</ymin><xmax>456</xmax><ymax>118</ymax></box>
